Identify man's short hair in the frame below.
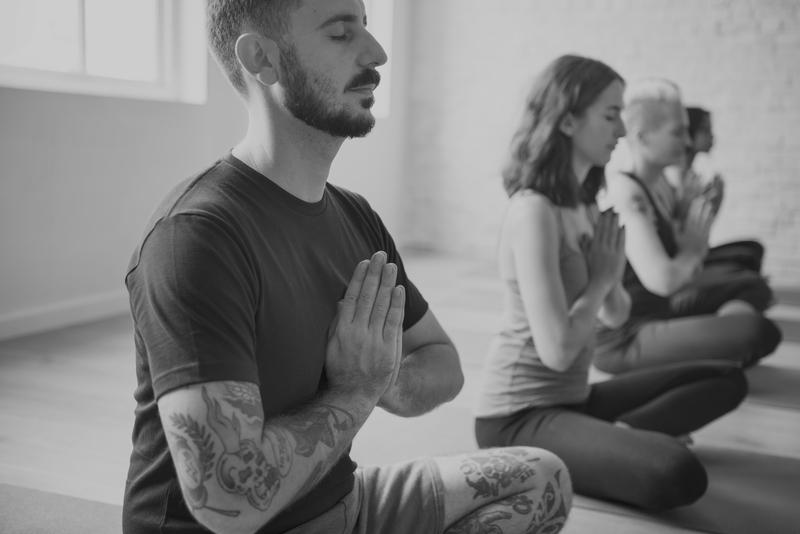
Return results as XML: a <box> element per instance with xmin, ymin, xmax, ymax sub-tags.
<box><xmin>207</xmin><ymin>0</ymin><xmax>302</xmax><ymax>93</ymax></box>
<box><xmin>622</xmin><ymin>78</ymin><xmax>683</xmax><ymax>135</ymax></box>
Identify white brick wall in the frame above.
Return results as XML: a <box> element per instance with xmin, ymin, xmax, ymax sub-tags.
<box><xmin>401</xmin><ymin>0</ymin><xmax>800</xmax><ymax>286</ymax></box>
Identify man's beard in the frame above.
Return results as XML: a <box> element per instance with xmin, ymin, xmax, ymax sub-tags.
<box><xmin>280</xmin><ymin>44</ymin><xmax>378</xmax><ymax>138</ymax></box>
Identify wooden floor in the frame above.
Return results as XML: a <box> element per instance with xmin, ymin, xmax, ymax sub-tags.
<box><xmin>1</xmin><ymin>251</ymin><xmax>799</xmax><ymax>533</ymax></box>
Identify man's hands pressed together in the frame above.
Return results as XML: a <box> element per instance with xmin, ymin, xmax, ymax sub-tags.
<box><xmin>326</xmin><ymin>251</ymin><xmax>406</xmax><ymax>402</ymax></box>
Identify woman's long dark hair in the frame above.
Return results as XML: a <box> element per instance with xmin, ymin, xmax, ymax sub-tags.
<box><xmin>502</xmin><ymin>55</ymin><xmax>624</xmax><ymax>207</ymax></box>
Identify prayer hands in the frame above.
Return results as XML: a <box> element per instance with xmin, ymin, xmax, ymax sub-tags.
<box><xmin>325</xmin><ymin>252</ymin><xmax>405</xmax><ymax>400</ymax></box>
<box><xmin>585</xmin><ymin>209</ymin><xmax>626</xmax><ymax>292</ymax></box>
<box><xmin>702</xmin><ymin>174</ymin><xmax>724</xmax><ymax>215</ymax></box>
<box><xmin>676</xmin><ymin>197</ymin><xmax>713</xmax><ymax>256</ymax></box>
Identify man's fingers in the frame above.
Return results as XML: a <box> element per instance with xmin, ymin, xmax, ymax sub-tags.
<box><xmin>353</xmin><ymin>251</ymin><xmax>388</xmax><ymax>324</ymax></box>
<box><xmin>370</xmin><ymin>262</ymin><xmax>398</xmax><ymax>328</ymax></box>
<box><xmin>384</xmin><ymin>285</ymin><xmax>405</xmax><ymax>341</ymax></box>
<box><xmin>341</xmin><ymin>259</ymin><xmax>370</xmax><ymax>320</ymax></box>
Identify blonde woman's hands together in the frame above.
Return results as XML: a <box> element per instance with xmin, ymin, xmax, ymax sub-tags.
<box><xmin>676</xmin><ymin>196</ymin><xmax>713</xmax><ymax>257</ymax></box>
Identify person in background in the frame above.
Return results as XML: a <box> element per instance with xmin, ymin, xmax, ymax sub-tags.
<box><xmin>596</xmin><ymin>79</ymin><xmax>781</xmax><ymax>374</ymax></box>
<box><xmin>121</xmin><ymin>1</ymin><xmax>572</xmax><ymax>533</ymax></box>
<box><xmin>474</xmin><ymin>55</ymin><xmax>747</xmax><ymax>511</ymax></box>
<box><xmin>666</xmin><ymin>105</ymin><xmax>766</xmax><ymax>274</ymax></box>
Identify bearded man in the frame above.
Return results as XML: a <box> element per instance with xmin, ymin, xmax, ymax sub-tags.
<box><xmin>122</xmin><ymin>1</ymin><xmax>572</xmax><ymax>533</ymax></box>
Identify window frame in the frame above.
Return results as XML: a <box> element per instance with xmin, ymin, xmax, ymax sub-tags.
<box><xmin>0</xmin><ymin>0</ymin><xmax>207</xmax><ymax>104</ymax></box>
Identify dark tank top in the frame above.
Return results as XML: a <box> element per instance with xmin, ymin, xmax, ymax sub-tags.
<box><xmin>620</xmin><ymin>172</ymin><xmax>678</xmax><ymax>318</ymax></box>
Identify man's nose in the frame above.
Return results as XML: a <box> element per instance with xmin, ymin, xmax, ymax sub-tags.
<box><xmin>361</xmin><ymin>30</ymin><xmax>388</xmax><ymax>68</ymax></box>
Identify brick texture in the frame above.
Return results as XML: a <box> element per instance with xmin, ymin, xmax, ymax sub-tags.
<box><xmin>401</xmin><ymin>0</ymin><xmax>800</xmax><ymax>286</ymax></box>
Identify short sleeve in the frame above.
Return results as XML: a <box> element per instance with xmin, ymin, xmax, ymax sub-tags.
<box><xmin>365</xmin><ymin>208</ymin><xmax>429</xmax><ymax>330</ymax></box>
<box><xmin>127</xmin><ymin>213</ymin><xmax>259</xmax><ymax>399</ymax></box>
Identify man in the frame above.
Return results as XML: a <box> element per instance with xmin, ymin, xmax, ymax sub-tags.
<box><xmin>122</xmin><ymin>1</ymin><xmax>572</xmax><ymax>532</ymax></box>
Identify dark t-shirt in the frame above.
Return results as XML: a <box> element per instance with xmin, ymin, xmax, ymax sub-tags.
<box><xmin>122</xmin><ymin>154</ymin><xmax>428</xmax><ymax>533</ymax></box>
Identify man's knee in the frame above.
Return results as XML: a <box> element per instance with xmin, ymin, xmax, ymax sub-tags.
<box><xmin>505</xmin><ymin>447</ymin><xmax>572</xmax><ymax>509</ymax></box>
<box><xmin>638</xmin><ymin>444</ymin><xmax>707</xmax><ymax>510</ymax></box>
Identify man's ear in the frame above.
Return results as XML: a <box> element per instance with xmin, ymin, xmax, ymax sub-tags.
<box><xmin>235</xmin><ymin>32</ymin><xmax>281</xmax><ymax>86</ymax></box>
<box><xmin>559</xmin><ymin>113</ymin><xmax>577</xmax><ymax>137</ymax></box>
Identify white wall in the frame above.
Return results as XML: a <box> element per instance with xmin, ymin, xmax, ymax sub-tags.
<box><xmin>403</xmin><ymin>0</ymin><xmax>800</xmax><ymax>286</ymax></box>
<box><xmin>0</xmin><ymin>0</ymin><xmax>412</xmax><ymax>340</ymax></box>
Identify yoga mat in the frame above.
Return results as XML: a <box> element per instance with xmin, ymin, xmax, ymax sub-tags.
<box><xmin>0</xmin><ymin>483</ymin><xmax>122</xmax><ymax>534</ymax></box>
<box><xmin>746</xmin><ymin>364</ymin><xmax>800</xmax><ymax>410</ymax></box>
<box><xmin>573</xmin><ymin>445</ymin><xmax>800</xmax><ymax>534</ymax></box>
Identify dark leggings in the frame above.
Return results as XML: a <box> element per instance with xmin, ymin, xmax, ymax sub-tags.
<box><xmin>704</xmin><ymin>240</ymin><xmax>764</xmax><ymax>274</ymax></box>
<box><xmin>475</xmin><ymin>361</ymin><xmax>747</xmax><ymax>511</ymax></box>
<box><xmin>596</xmin><ymin>258</ymin><xmax>781</xmax><ymax>373</ymax></box>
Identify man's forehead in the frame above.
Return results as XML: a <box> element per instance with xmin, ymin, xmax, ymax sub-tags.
<box><xmin>290</xmin><ymin>0</ymin><xmax>367</xmax><ymax>30</ymax></box>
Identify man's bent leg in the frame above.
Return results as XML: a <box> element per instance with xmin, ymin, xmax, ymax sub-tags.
<box><xmin>434</xmin><ymin>447</ymin><xmax>572</xmax><ymax>534</ymax></box>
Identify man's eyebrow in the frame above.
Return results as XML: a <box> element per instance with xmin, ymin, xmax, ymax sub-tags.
<box><xmin>317</xmin><ymin>13</ymin><xmax>367</xmax><ymax>30</ymax></box>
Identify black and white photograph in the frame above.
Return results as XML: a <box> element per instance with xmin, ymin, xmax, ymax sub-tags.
<box><xmin>1</xmin><ymin>1</ymin><xmax>799</xmax><ymax>533</ymax></box>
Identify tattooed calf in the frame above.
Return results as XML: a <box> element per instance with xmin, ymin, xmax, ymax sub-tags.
<box><xmin>460</xmin><ymin>450</ymin><xmax>540</xmax><ymax>500</ymax></box>
<box><xmin>527</xmin><ymin>470</ymin><xmax>568</xmax><ymax>534</ymax></box>
<box><xmin>447</xmin><ymin>508</ymin><xmax>513</xmax><ymax>534</ymax></box>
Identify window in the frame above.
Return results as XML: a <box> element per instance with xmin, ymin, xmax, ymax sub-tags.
<box><xmin>364</xmin><ymin>0</ymin><xmax>394</xmax><ymax>118</ymax></box>
<box><xmin>0</xmin><ymin>0</ymin><xmax>207</xmax><ymax>103</ymax></box>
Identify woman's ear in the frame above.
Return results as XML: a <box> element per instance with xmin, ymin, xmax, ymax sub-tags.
<box><xmin>559</xmin><ymin>113</ymin><xmax>577</xmax><ymax>137</ymax></box>
<box><xmin>235</xmin><ymin>32</ymin><xmax>282</xmax><ymax>87</ymax></box>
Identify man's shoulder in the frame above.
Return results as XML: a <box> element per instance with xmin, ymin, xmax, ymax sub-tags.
<box><xmin>326</xmin><ymin>182</ymin><xmax>370</xmax><ymax>208</ymax></box>
<box><xmin>125</xmin><ymin>158</ymin><xmax>243</xmax><ymax>279</ymax></box>
<box><xmin>325</xmin><ymin>182</ymin><xmax>379</xmax><ymax>222</ymax></box>
<box><xmin>147</xmin><ymin>162</ymin><xmax>236</xmax><ymax>234</ymax></box>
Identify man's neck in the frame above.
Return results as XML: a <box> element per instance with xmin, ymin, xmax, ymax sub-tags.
<box><xmin>233</xmin><ymin>107</ymin><xmax>345</xmax><ymax>203</ymax></box>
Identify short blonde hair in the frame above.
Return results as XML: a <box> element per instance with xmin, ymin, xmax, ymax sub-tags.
<box><xmin>622</xmin><ymin>78</ymin><xmax>683</xmax><ymax>135</ymax></box>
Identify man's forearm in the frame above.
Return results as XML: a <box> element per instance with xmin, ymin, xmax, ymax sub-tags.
<box><xmin>378</xmin><ymin>343</ymin><xmax>463</xmax><ymax>417</ymax></box>
<box><xmin>168</xmin><ymin>383</ymin><xmax>376</xmax><ymax>534</ymax></box>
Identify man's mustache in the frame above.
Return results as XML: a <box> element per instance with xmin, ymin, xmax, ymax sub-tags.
<box><xmin>346</xmin><ymin>69</ymin><xmax>381</xmax><ymax>90</ymax></box>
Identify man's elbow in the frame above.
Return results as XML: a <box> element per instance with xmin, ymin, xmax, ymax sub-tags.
<box><xmin>192</xmin><ymin>510</ymin><xmax>260</xmax><ymax>534</ymax></box>
<box><xmin>186</xmin><ymin>487</ymin><xmax>284</xmax><ymax>534</ymax></box>
<box><xmin>446</xmin><ymin>363</ymin><xmax>465</xmax><ymax>402</ymax></box>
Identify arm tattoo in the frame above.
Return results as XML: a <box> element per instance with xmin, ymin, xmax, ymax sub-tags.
<box><xmin>629</xmin><ymin>194</ymin><xmax>650</xmax><ymax>216</ymax></box>
<box><xmin>460</xmin><ymin>450</ymin><xmax>540</xmax><ymax>500</ymax></box>
<box><xmin>169</xmin><ymin>413</ymin><xmax>239</xmax><ymax>517</ymax></box>
<box><xmin>284</xmin><ymin>404</ymin><xmax>355</xmax><ymax>457</ymax></box>
<box><xmin>222</xmin><ymin>382</ymin><xmax>262</xmax><ymax>419</ymax></box>
<box><xmin>169</xmin><ymin>386</ymin><xmax>356</xmax><ymax>517</ymax></box>
<box><xmin>202</xmin><ymin>387</ymin><xmax>281</xmax><ymax>511</ymax></box>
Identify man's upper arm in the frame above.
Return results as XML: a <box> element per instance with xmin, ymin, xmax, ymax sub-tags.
<box><xmin>131</xmin><ymin>214</ymin><xmax>259</xmax><ymax>395</ymax></box>
<box><xmin>159</xmin><ymin>380</ymin><xmax>293</xmax><ymax>533</ymax></box>
<box><xmin>402</xmin><ymin>308</ymin><xmax>453</xmax><ymax>357</ymax></box>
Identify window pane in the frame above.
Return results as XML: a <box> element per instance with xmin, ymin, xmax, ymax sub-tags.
<box><xmin>0</xmin><ymin>0</ymin><xmax>81</xmax><ymax>73</ymax></box>
<box><xmin>84</xmin><ymin>0</ymin><xmax>159</xmax><ymax>82</ymax></box>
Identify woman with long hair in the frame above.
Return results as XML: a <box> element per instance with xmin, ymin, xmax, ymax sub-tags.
<box><xmin>475</xmin><ymin>56</ymin><xmax>747</xmax><ymax>510</ymax></box>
